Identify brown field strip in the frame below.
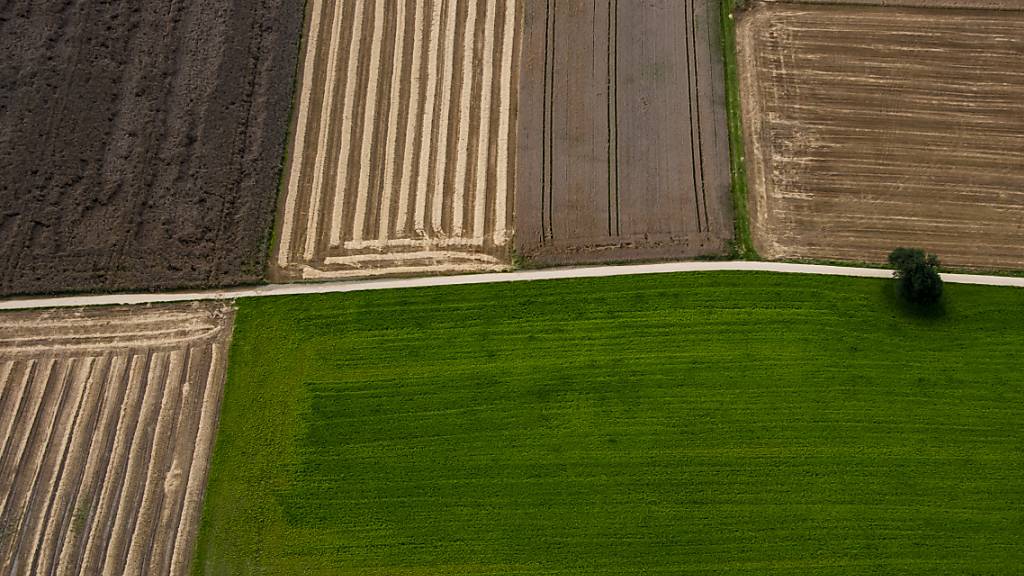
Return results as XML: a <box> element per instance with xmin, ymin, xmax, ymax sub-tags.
<box><xmin>738</xmin><ymin>2</ymin><xmax>1024</xmax><ymax>269</ymax></box>
<box><xmin>274</xmin><ymin>0</ymin><xmax>521</xmax><ymax>280</ymax></box>
<box><xmin>0</xmin><ymin>303</ymin><xmax>233</xmax><ymax>575</ymax></box>
<box><xmin>515</xmin><ymin>0</ymin><xmax>733</xmax><ymax>264</ymax></box>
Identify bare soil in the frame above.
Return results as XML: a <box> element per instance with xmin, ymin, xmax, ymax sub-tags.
<box><xmin>515</xmin><ymin>0</ymin><xmax>734</xmax><ymax>265</ymax></box>
<box><xmin>0</xmin><ymin>1</ymin><xmax>304</xmax><ymax>296</ymax></box>
<box><xmin>0</xmin><ymin>302</ymin><xmax>233</xmax><ymax>576</ymax></box>
<box><xmin>738</xmin><ymin>1</ymin><xmax>1024</xmax><ymax>269</ymax></box>
<box><xmin>273</xmin><ymin>0</ymin><xmax>521</xmax><ymax>280</ymax></box>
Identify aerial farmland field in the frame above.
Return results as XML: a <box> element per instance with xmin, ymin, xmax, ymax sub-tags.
<box><xmin>0</xmin><ymin>302</ymin><xmax>233</xmax><ymax>575</ymax></box>
<box><xmin>273</xmin><ymin>0</ymin><xmax>520</xmax><ymax>280</ymax></box>
<box><xmin>1</xmin><ymin>0</ymin><xmax>1023</xmax><ymax>574</ymax></box>
<box><xmin>737</xmin><ymin>0</ymin><xmax>1024</xmax><ymax>269</ymax></box>
<box><xmin>0</xmin><ymin>1</ymin><xmax>303</xmax><ymax>296</ymax></box>
<box><xmin>195</xmin><ymin>273</ymin><xmax>1024</xmax><ymax>574</ymax></box>
<box><xmin>515</xmin><ymin>0</ymin><xmax>733</xmax><ymax>264</ymax></box>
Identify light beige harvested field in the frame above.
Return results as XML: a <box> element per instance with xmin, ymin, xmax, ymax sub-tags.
<box><xmin>0</xmin><ymin>302</ymin><xmax>233</xmax><ymax>576</ymax></box>
<box><xmin>274</xmin><ymin>0</ymin><xmax>521</xmax><ymax>280</ymax></box>
<box><xmin>738</xmin><ymin>1</ymin><xmax>1024</xmax><ymax>269</ymax></box>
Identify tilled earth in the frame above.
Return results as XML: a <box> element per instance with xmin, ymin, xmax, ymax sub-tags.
<box><xmin>738</xmin><ymin>1</ymin><xmax>1024</xmax><ymax>269</ymax></box>
<box><xmin>0</xmin><ymin>1</ymin><xmax>304</xmax><ymax>296</ymax></box>
<box><xmin>515</xmin><ymin>0</ymin><xmax>734</xmax><ymax>264</ymax></box>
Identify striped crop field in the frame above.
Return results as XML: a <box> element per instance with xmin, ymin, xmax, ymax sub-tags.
<box><xmin>515</xmin><ymin>0</ymin><xmax>733</xmax><ymax>264</ymax></box>
<box><xmin>274</xmin><ymin>0</ymin><xmax>521</xmax><ymax>280</ymax></box>
<box><xmin>0</xmin><ymin>302</ymin><xmax>233</xmax><ymax>575</ymax></box>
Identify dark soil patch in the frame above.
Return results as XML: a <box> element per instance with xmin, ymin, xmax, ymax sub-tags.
<box><xmin>0</xmin><ymin>1</ymin><xmax>304</xmax><ymax>296</ymax></box>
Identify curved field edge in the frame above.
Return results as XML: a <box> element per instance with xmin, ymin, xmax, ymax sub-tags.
<box><xmin>193</xmin><ymin>271</ymin><xmax>1024</xmax><ymax>575</ymax></box>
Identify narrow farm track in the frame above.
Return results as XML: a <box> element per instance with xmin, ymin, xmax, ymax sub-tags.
<box><xmin>0</xmin><ymin>303</ymin><xmax>233</xmax><ymax>575</ymax></box>
<box><xmin>1</xmin><ymin>262</ymin><xmax>1022</xmax><ymax>311</ymax></box>
<box><xmin>275</xmin><ymin>0</ymin><xmax>522</xmax><ymax>280</ymax></box>
<box><xmin>739</xmin><ymin>2</ymin><xmax>1024</xmax><ymax>269</ymax></box>
<box><xmin>516</xmin><ymin>0</ymin><xmax>733</xmax><ymax>264</ymax></box>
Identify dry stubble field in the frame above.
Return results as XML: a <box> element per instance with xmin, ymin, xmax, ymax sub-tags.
<box><xmin>0</xmin><ymin>303</ymin><xmax>233</xmax><ymax>575</ymax></box>
<box><xmin>515</xmin><ymin>0</ymin><xmax>733</xmax><ymax>264</ymax></box>
<box><xmin>738</xmin><ymin>1</ymin><xmax>1024</xmax><ymax>269</ymax></box>
<box><xmin>274</xmin><ymin>0</ymin><xmax>520</xmax><ymax>280</ymax></box>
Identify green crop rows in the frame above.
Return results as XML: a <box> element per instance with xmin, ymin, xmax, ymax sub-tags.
<box><xmin>195</xmin><ymin>272</ymin><xmax>1024</xmax><ymax>575</ymax></box>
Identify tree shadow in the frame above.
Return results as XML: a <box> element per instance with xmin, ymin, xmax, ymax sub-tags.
<box><xmin>881</xmin><ymin>280</ymin><xmax>948</xmax><ymax>321</ymax></box>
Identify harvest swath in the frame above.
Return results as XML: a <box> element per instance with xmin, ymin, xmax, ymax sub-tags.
<box><xmin>0</xmin><ymin>303</ymin><xmax>233</xmax><ymax>576</ymax></box>
<box><xmin>274</xmin><ymin>0</ymin><xmax>520</xmax><ymax>280</ymax></box>
<box><xmin>738</xmin><ymin>1</ymin><xmax>1024</xmax><ymax>269</ymax></box>
<box><xmin>516</xmin><ymin>0</ymin><xmax>732</xmax><ymax>264</ymax></box>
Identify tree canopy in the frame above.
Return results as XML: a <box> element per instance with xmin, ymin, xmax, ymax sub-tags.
<box><xmin>888</xmin><ymin>248</ymin><xmax>943</xmax><ymax>305</ymax></box>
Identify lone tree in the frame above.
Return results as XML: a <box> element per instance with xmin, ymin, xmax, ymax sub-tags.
<box><xmin>888</xmin><ymin>248</ymin><xmax>943</xmax><ymax>305</ymax></box>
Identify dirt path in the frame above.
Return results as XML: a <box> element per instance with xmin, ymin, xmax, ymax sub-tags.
<box><xmin>0</xmin><ymin>303</ymin><xmax>233</xmax><ymax>575</ymax></box>
<box><xmin>1</xmin><ymin>262</ymin><xmax>1021</xmax><ymax>311</ymax></box>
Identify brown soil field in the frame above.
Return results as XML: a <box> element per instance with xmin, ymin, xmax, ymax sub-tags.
<box><xmin>273</xmin><ymin>0</ymin><xmax>521</xmax><ymax>280</ymax></box>
<box><xmin>0</xmin><ymin>2</ymin><xmax>304</xmax><ymax>296</ymax></box>
<box><xmin>738</xmin><ymin>2</ymin><xmax>1024</xmax><ymax>269</ymax></box>
<box><xmin>0</xmin><ymin>302</ymin><xmax>233</xmax><ymax>575</ymax></box>
<box><xmin>515</xmin><ymin>0</ymin><xmax>733</xmax><ymax>264</ymax></box>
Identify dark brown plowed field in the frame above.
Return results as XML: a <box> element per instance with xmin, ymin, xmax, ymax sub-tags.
<box><xmin>0</xmin><ymin>1</ymin><xmax>304</xmax><ymax>297</ymax></box>
<box><xmin>515</xmin><ymin>0</ymin><xmax>733</xmax><ymax>265</ymax></box>
<box><xmin>738</xmin><ymin>1</ymin><xmax>1024</xmax><ymax>270</ymax></box>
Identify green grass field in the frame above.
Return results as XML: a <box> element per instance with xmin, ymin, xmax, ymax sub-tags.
<box><xmin>194</xmin><ymin>272</ymin><xmax>1024</xmax><ymax>575</ymax></box>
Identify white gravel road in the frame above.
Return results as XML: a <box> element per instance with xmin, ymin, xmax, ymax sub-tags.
<box><xmin>1</xmin><ymin>261</ymin><xmax>1021</xmax><ymax>310</ymax></box>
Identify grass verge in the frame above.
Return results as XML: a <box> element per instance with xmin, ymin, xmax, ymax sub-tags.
<box><xmin>194</xmin><ymin>272</ymin><xmax>1024</xmax><ymax>575</ymax></box>
<box><xmin>721</xmin><ymin>0</ymin><xmax>757</xmax><ymax>259</ymax></box>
